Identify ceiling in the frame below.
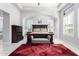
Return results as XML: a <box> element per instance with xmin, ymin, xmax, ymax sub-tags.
<box><xmin>16</xmin><ymin>3</ymin><xmax>59</xmax><ymax>10</ymax></box>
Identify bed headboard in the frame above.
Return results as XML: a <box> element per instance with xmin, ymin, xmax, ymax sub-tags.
<box><xmin>32</xmin><ymin>25</ymin><xmax>48</xmax><ymax>32</ymax></box>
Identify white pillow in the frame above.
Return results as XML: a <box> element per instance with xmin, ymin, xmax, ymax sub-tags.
<box><xmin>41</xmin><ymin>28</ymin><xmax>47</xmax><ymax>32</ymax></box>
<box><xmin>33</xmin><ymin>28</ymin><xmax>40</xmax><ymax>32</ymax></box>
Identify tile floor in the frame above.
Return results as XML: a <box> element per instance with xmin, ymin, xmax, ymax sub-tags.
<box><xmin>0</xmin><ymin>36</ymin><xmax>79</xmax><ymax>56</ymax></box>
<box><xmin>0</xmin><ymin>40</ymin><xmax>2</xmax><ymax>56</ymax></box>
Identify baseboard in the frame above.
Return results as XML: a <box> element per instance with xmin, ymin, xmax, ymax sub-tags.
<box><xmin>60</xmin><ymin>40</ymin><xmax>79</xmax><ymax>55</ymax></box>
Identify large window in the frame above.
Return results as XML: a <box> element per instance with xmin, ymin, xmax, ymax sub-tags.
<box><xmin>63</xmin><ymin>9</ymin><xmax>74</xmax><ymax>36</ymax></box>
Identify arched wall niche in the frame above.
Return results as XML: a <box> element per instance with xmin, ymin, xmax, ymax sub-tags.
<box><xmin>23</xmin><ymin>14</ymin><xmax>57</xmax><ymax>21</ymax></box>
<box><xmin>22</xmin><ymin>14</ymin><xmax>57</xmax><ymax>36</ymax></box>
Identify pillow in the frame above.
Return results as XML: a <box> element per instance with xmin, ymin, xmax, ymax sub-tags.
<box><xmin>33</xmin><ymin>28</ymin><xmax>40</xmax><ymax>32</ymax></box>
<box><xmin>41</xmin><ymin>28</ymin><xmax>47</xmax><ymax>32</ymax></box>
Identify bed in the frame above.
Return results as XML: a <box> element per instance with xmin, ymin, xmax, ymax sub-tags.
<box><xmin>27</xmin><ymin>25</ymin><xmax>54</xmax><ymax>44</ymax></box>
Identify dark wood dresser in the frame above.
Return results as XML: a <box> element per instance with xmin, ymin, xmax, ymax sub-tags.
<box><xmin>12</xmin><ymin>25</ymin><xmax>23</xmax><ymax>43</ymax></box>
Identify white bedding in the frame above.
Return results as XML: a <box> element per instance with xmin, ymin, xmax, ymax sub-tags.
<box><xmin>30</xmin><ymin>32</ymin><xmax>49</xmax><ymax>34</ymax></box>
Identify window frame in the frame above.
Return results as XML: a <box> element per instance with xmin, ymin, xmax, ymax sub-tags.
<box><xmin>63</xmin><ymin>6</ymin><xmax>74</xmax><ymax>37</ymax></box>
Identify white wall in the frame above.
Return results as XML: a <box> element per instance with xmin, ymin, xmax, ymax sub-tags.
<box><xmin>0</xmin><ymin>10</ymin><xmax>3</xmax><ymax>40</ymax></box>
<box><xmin>0</xmin><ymin>3</ymin><xmax>21</xmax><ymax>25</ymax></box>
<box><xmin>78</xmin><ymin>6</ymin><xmax>79</xmax><ymax>39</ymax></box>
<box><xmin>0</xmin><ymin>16</ymin><xmax>3</xmax><ymax>32</ymax></box>
<box><xmin>0</xmin><ymin>3</ymin><xmax>21</xmax><ymax>44</ymax></box>
<box><xmin>0</xmin><ymin>10</ymin><xmax>3</xmax><ymax>32</ymax></box>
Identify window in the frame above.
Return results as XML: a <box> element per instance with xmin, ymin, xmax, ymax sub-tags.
<box><xmin>0</xmin><ymin>16</ymin><xmax>3</xmax><ymax>32</ymax></box>
<box><xmin>26</xmin><ymin>20</ymin><xmax>33</xmax><ymax>32</ymax></box>
<box><xmin>63</xmin><ymin>10</ymin><xmax>74</xmax><ymax>36</ymax></box>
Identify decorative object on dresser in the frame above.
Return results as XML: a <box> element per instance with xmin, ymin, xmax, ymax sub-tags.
<box><xmin>12</xmin><ymin>25</ymin><xmax>23</xmax><ymax>43</ymax></box>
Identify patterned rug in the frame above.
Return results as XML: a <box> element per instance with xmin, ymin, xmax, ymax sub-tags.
<box><xmin>9</xmin><ymin>43</ymin><xmax>77</xmax><ymax>56</ymax></box>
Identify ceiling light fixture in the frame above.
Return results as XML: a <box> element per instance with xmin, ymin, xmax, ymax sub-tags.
<box><xmin>38</xmin><ymin>3</ymin><xmax>40</xmax><ymax>6</ymax></box>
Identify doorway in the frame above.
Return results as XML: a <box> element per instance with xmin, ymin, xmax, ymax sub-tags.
<box><xmin>0</xmin><ymin>9</ymin><xmax>10</xmax><ymax>55</ymax></box>
<box><xmin>0</xmin><ymin>10</ymin><xmax>3</xmax><ymax>54</ymax></box>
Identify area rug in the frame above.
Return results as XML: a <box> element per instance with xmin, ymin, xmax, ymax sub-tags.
<box><xmin>9</xmin><ymin>43</ymin><xmax>77</xmax><ymax>56</ymax></box>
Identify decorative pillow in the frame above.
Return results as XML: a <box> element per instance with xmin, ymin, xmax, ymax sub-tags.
<box><xmin>33</xmin><ymin>28</ymin><xmax>40</xmax><ymax>32</ymax></box>
<box><xmin>41</xmin><ymin>28</ymin><xmax>47</xmax><ymax>32</ymax></box>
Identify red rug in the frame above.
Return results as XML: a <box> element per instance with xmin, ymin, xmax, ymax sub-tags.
<box><xmin>9</xmin><ymin>43</ymin><xmax>77</xmax><ymax>56</ymax></box>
